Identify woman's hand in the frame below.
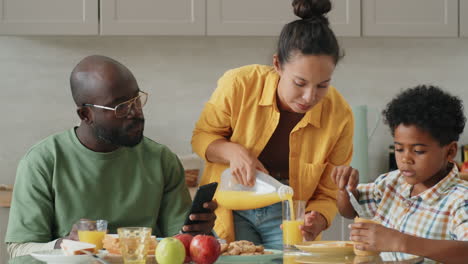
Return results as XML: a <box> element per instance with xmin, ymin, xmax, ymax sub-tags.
<box><xmin>300</xmin><ymin>211</ymin><xmax>327</xmax><ymax>241</ymax></box>
<box><xmin>349</xmin><ymin>222</ymin><xmax>403</xmax><ymax>252</ymax></box>
<box><xmin>227</xmin><ymin>143</ymin><xmax>268</xmax><ymax>186</ymax></box>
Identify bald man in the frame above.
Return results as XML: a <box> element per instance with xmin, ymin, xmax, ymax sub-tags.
<box><xmin>5</xmin><ymin>55</ymin><xmax>217</xmax><ymax>258</ymax></box>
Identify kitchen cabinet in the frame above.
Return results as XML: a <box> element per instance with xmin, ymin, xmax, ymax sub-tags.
<box><xmin>207</xmin><ymin>0</ymin><xmax>361</xmax><ymax>36</ymax></box>
<box><xmin>100</xmin><ymin>0</ymin><xmax>206</xmax><ymax>35</ymax></box>
<box><xmin>0</xmin><ymin>0</ymin><xmax>98</xmax><ymax>35</ymax></box>
<box><xmin>0</xmin><ymin>0</ymin><xmax>463</xmax><ymax>37</ymax></box>
<box><xmin>329</xmin><ymin>0</ymin><xmax>361</xmax><ymax>37</ymax></box>
<box><xmin>461</xmin><ymin>0</ymin><xmax>468</xmax><ymax>37</ymax></box>
<box><xmin>362</xmin><ymin>0</ymin><xmax>458</xmax><ymax>37</ymax></box>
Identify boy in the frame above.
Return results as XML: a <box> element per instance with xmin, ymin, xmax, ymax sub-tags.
<box><xmin>332</xmin><ymin>85</ymin><xmax>468</xmax><ymax>263</ymax></box>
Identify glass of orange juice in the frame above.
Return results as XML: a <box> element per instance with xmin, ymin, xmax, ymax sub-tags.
<box><xmin>282</xmin><ymin>200</ymin><xmax>305</xmax><ymax>252</ymax></box>
<box><xmin>77</xmin><ymin>219</ymin><xmax>108</xmax><ymax>251</ymax></box>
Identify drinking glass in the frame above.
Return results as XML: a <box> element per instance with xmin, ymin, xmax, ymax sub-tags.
<box><xmin>77</xmin><ymin>219</ymin><xmax>108</xmax><ymax>251</ymax></box>
<box><xmin>282</xmin><ymin>200</ymin><xmax>305</xmax><ymax>252</ymax></box>
<box><xmin>118</xmin><ymin>227</ymin><xmax>152</xmax><ymax>264</ymax></box>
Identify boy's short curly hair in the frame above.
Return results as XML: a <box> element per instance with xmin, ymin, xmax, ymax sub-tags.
<box><xmin>382</xmin><ymin>85</ymin><xmax>466</xmax><ymax>146</ymax></box>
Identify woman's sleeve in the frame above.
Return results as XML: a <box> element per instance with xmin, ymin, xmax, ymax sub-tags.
<box><xmin>306</xmin><ymin>117</ymin><xmax>354</xmax><ymax>228</ymax></box>
<box><xmin>191</xmin><ymin>71</ymin><xmax>239</xmax><ymax>161</ymax></box>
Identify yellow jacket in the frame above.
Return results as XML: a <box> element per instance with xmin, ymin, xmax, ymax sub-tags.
<box><xmin>192</xmin><ymin>65</ymin><xmax>354</xmax><ymax>242</ymax></box>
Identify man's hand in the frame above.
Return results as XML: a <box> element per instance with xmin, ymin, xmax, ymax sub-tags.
<box><xmin>349</xmin><ymin>222</ymin><xmax>403</xmax><ymax>252</ymax></box>
<box><xmin>54</xmin><ymin>219</ymin><xmax>83</xmax><ymax>249</ymax></box>
<box><xmin>300</xmin><ymin>211</ymin><xmax>328</xmax><ymax>241</ymax></box>
<box><xmin>182</xmin><ymin>201</ymin><xmax>218</xmax><ymax>235</ymax></box>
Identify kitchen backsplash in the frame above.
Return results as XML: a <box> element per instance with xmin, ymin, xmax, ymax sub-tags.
<box><xmin>0</xmin><ymin>36</ymin><xmax>467</xmax><ymax>187</ymax></box>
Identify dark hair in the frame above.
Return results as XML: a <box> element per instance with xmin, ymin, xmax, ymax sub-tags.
<box><xmin>382</xmin><ymin>85</ymin><xmax>466</xmax><ymax>146</ymax></box>
<box><xmin>277</xmin><ymin>0</ymin><xmax>342</xmax><ymax>66</ymax></box>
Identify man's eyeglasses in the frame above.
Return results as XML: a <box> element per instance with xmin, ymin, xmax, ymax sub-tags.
<box><xmin>83</xmin><ymin>91</ymin><xmax>148</xmax><ymax>118</ymax></box>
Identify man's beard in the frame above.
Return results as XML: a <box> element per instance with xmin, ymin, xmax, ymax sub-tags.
<box><xmin>93</xmin><ymin>119</ymin><xmax>145</xmax><ymax>147</ymax></box>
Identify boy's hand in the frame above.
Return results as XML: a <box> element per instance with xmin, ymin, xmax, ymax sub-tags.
<box><xmin>349</xmin><ymin>222</ymin><xmax>403</xmax><ymax>252</ymax></box>
<box><xmin>332</xmin><ymin>166</ymin><xmax>360</xmax><ymax>219</ymax></box>
<box><xmin>331</xmin><ymin>166</ymin><xmax>359</xmax><ymax>192</ymax></box>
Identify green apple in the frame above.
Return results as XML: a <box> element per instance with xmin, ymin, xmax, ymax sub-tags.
<box><xmin>155</xmin><ymin>237</ymin><xmax>185</xmax><ymax>264</ymax></box>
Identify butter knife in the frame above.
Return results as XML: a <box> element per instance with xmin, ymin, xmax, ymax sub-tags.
<box><xmin>79</xmin><ymin>250</ymin><xmax>110</xmax><ymax>264</ymax></box>
<box><xmin>346</xmin><ymin>188</ymin><xmax>366</xmax><ymax>218</ymax></box>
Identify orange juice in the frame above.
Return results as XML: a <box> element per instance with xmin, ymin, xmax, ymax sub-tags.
<box><xmin>283</xmin><ymin>253</ymin><xmax>300</xmax><ymax>264</ymax></box>
<box><xmin>282</xmin><ymin>220</ymin><xmax>303</xmax><ymax>245</ymax></box>
<box><xmin>288</xmin><ymin>198</ymin><xmax>295</xmax><ymax>221</ymax></box>
<box><xmin>78</xmin><ymin>230</ymin><xmax>106</xmax><ymax>250</ymax></box>
<box><xmin>216</xmin><ymin>191</ymin><xmax>289</xmax><ymax>210</ymax></box>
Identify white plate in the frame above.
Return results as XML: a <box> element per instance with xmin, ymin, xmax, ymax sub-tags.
<box><xmin>216</xmin><ymin>249</ymin><xmax>282</xmax><ymax>263</ymax></box>
<box><xmin>31</xmin><ymin>249</ymin><xmax>105</xmax><ymax>264</ymax></box>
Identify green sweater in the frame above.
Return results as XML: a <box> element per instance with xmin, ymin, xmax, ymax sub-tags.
<box><xmin>6</xmin><ymin>128</ymin><xmax>191</xmax><ymax>243</ymax></box>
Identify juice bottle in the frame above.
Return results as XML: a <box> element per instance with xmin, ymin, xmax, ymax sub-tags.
<box><xmin>216</xmin><ymin>168</ymin><xmax>294</xmax><ymax>210</ymax></box>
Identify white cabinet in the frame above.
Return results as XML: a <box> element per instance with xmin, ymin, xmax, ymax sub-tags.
<box><xmin>0</xmin><ymin>0</ymin><xmax>463</xmax><ymax>37</ymax></box>
<box><xmin>207</xmin><ymin>0</ymin><xmax>361</xmax><ymax>37</ymax></box>
<box><xmin>362</xmin><ymin>0</ymin><xmax>458</xmax><ymax>37</ymax></box>
<box><xmin>329</xmin><ymin>0</ymin><xmax>361</xmax><ymax>37</ymax></box>
<box><xmin>461</xmin><ymin>0</ymin><xmax>468</xmax><ymax>37</ymax></box>
<box><xmin>207</xmin><ymin>0</ymin><xmax>294</xmax><ymax>36</ymax></box>
<box><xmin>0</xmin><ymin>0</ymin><xmax>98</xmax><ymax>35</ymax></box>
<box><xmin>100</xmin><ymin>0</ymin><xmax>206</xmax><ymax>36</ymax></box>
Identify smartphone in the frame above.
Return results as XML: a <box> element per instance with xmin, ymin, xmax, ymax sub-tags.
<box><xmin>183</xmin><ymin>182</ymin><xmax>218</xmax><ymax>227</ymax></box>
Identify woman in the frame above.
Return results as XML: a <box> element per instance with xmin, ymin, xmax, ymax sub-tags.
<box><xmin>192</xmin><ymin>0</ymin><xmax>354</xmax><ymax>249</ymax></box>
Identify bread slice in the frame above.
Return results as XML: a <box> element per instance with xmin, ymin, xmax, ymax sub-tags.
<box><xmin>60</xmin><ymin>239</ymin><xmax>96</xmax><ymax>255</ymax></box>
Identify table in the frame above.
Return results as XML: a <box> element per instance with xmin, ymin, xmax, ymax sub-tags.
<box><xmin>9</xmin><ymin>252</ymin><xmax>426</xmax><ymax>264</ymax></box>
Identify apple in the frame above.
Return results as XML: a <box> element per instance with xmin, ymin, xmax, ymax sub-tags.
<box><xmin>173</xmin><ymin>233</ymin><xmax>193</xmax><ymax>263</ymax></box>
<box><xmin>189</xmin><ymin>235</ymin><xmax>221</xmax><ymax>264</ymax></box>
<box><xmin>155</xmin><ymin>237</ymin><xmax>185</xmax><ymax>264</ymax></box>
<box><xmin>461</xmin><ymin>162</ymin><xmax>468</xmax><ymax>173</ymax></box>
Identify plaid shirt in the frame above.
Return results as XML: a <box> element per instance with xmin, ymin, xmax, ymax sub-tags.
<box><xmin>357</xmin><ymin>164</ymin><xmax>468</xmax><ymax>261</ymax></box>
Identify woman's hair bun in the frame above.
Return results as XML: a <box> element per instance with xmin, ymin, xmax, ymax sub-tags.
<box><xmin>292</xmin><ymin>0</ymin><xmax>332</xmax><ymax>20</ymax></box>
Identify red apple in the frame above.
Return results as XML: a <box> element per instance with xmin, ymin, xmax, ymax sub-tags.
<box><xmin>189</xmin><ymin>235</ymin><xmax>221</xmax><ymax>264</ymax></box>
<box><xmin>461</xmin><ymin>162</ymin><xmax>468</xmax><ymax>173</ymax></box>
<box><xmin>173</xmin><ymin>233</ymin><xmax>193</xmax><ymax>263</ymax></box>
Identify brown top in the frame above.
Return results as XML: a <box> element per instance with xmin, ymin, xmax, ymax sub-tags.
<box><xmin>258</xmin><ymin>109</ymin><xmax>304</xmax><ymax>182</ymax></box>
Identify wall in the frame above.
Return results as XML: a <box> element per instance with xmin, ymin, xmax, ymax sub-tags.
<box><xmin>1</xmin><ymin>36</ymin><xmax>468</xmax><ymax>262</ymax></box>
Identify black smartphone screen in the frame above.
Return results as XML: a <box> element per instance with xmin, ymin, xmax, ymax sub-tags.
<box><xmin>183</xmin><ymin>182</ymin><xmax>218</xmax><ymax>227</ymax></box>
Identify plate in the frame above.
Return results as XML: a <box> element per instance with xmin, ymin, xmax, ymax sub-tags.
<box><xmin>293</xmin><ymin>254</ymin><xmax>425</xmax><ymax>264</ymax></box>
<box><xmin>293</xmin><ymin>254</ymin><xmax>354</xmax><ymax>264</ymax></box>
<box><xmin>31</xmin><ymin>249</ymin><xmax>105</xmax><ymax>264</ymax></box>
<box><xmin>103</xmin><ymin>253</ymin><xmax>156</xmax><ymax>264</ymax></box>
<box><xmin>216</xmin><ymin>249</ymin><xmax>283</xmax><ymax>263</ymax></box>
<box><xmin>295</xmin><ymin>241</ymin><xmax>354</xmax><ymax>256</ymax></box>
